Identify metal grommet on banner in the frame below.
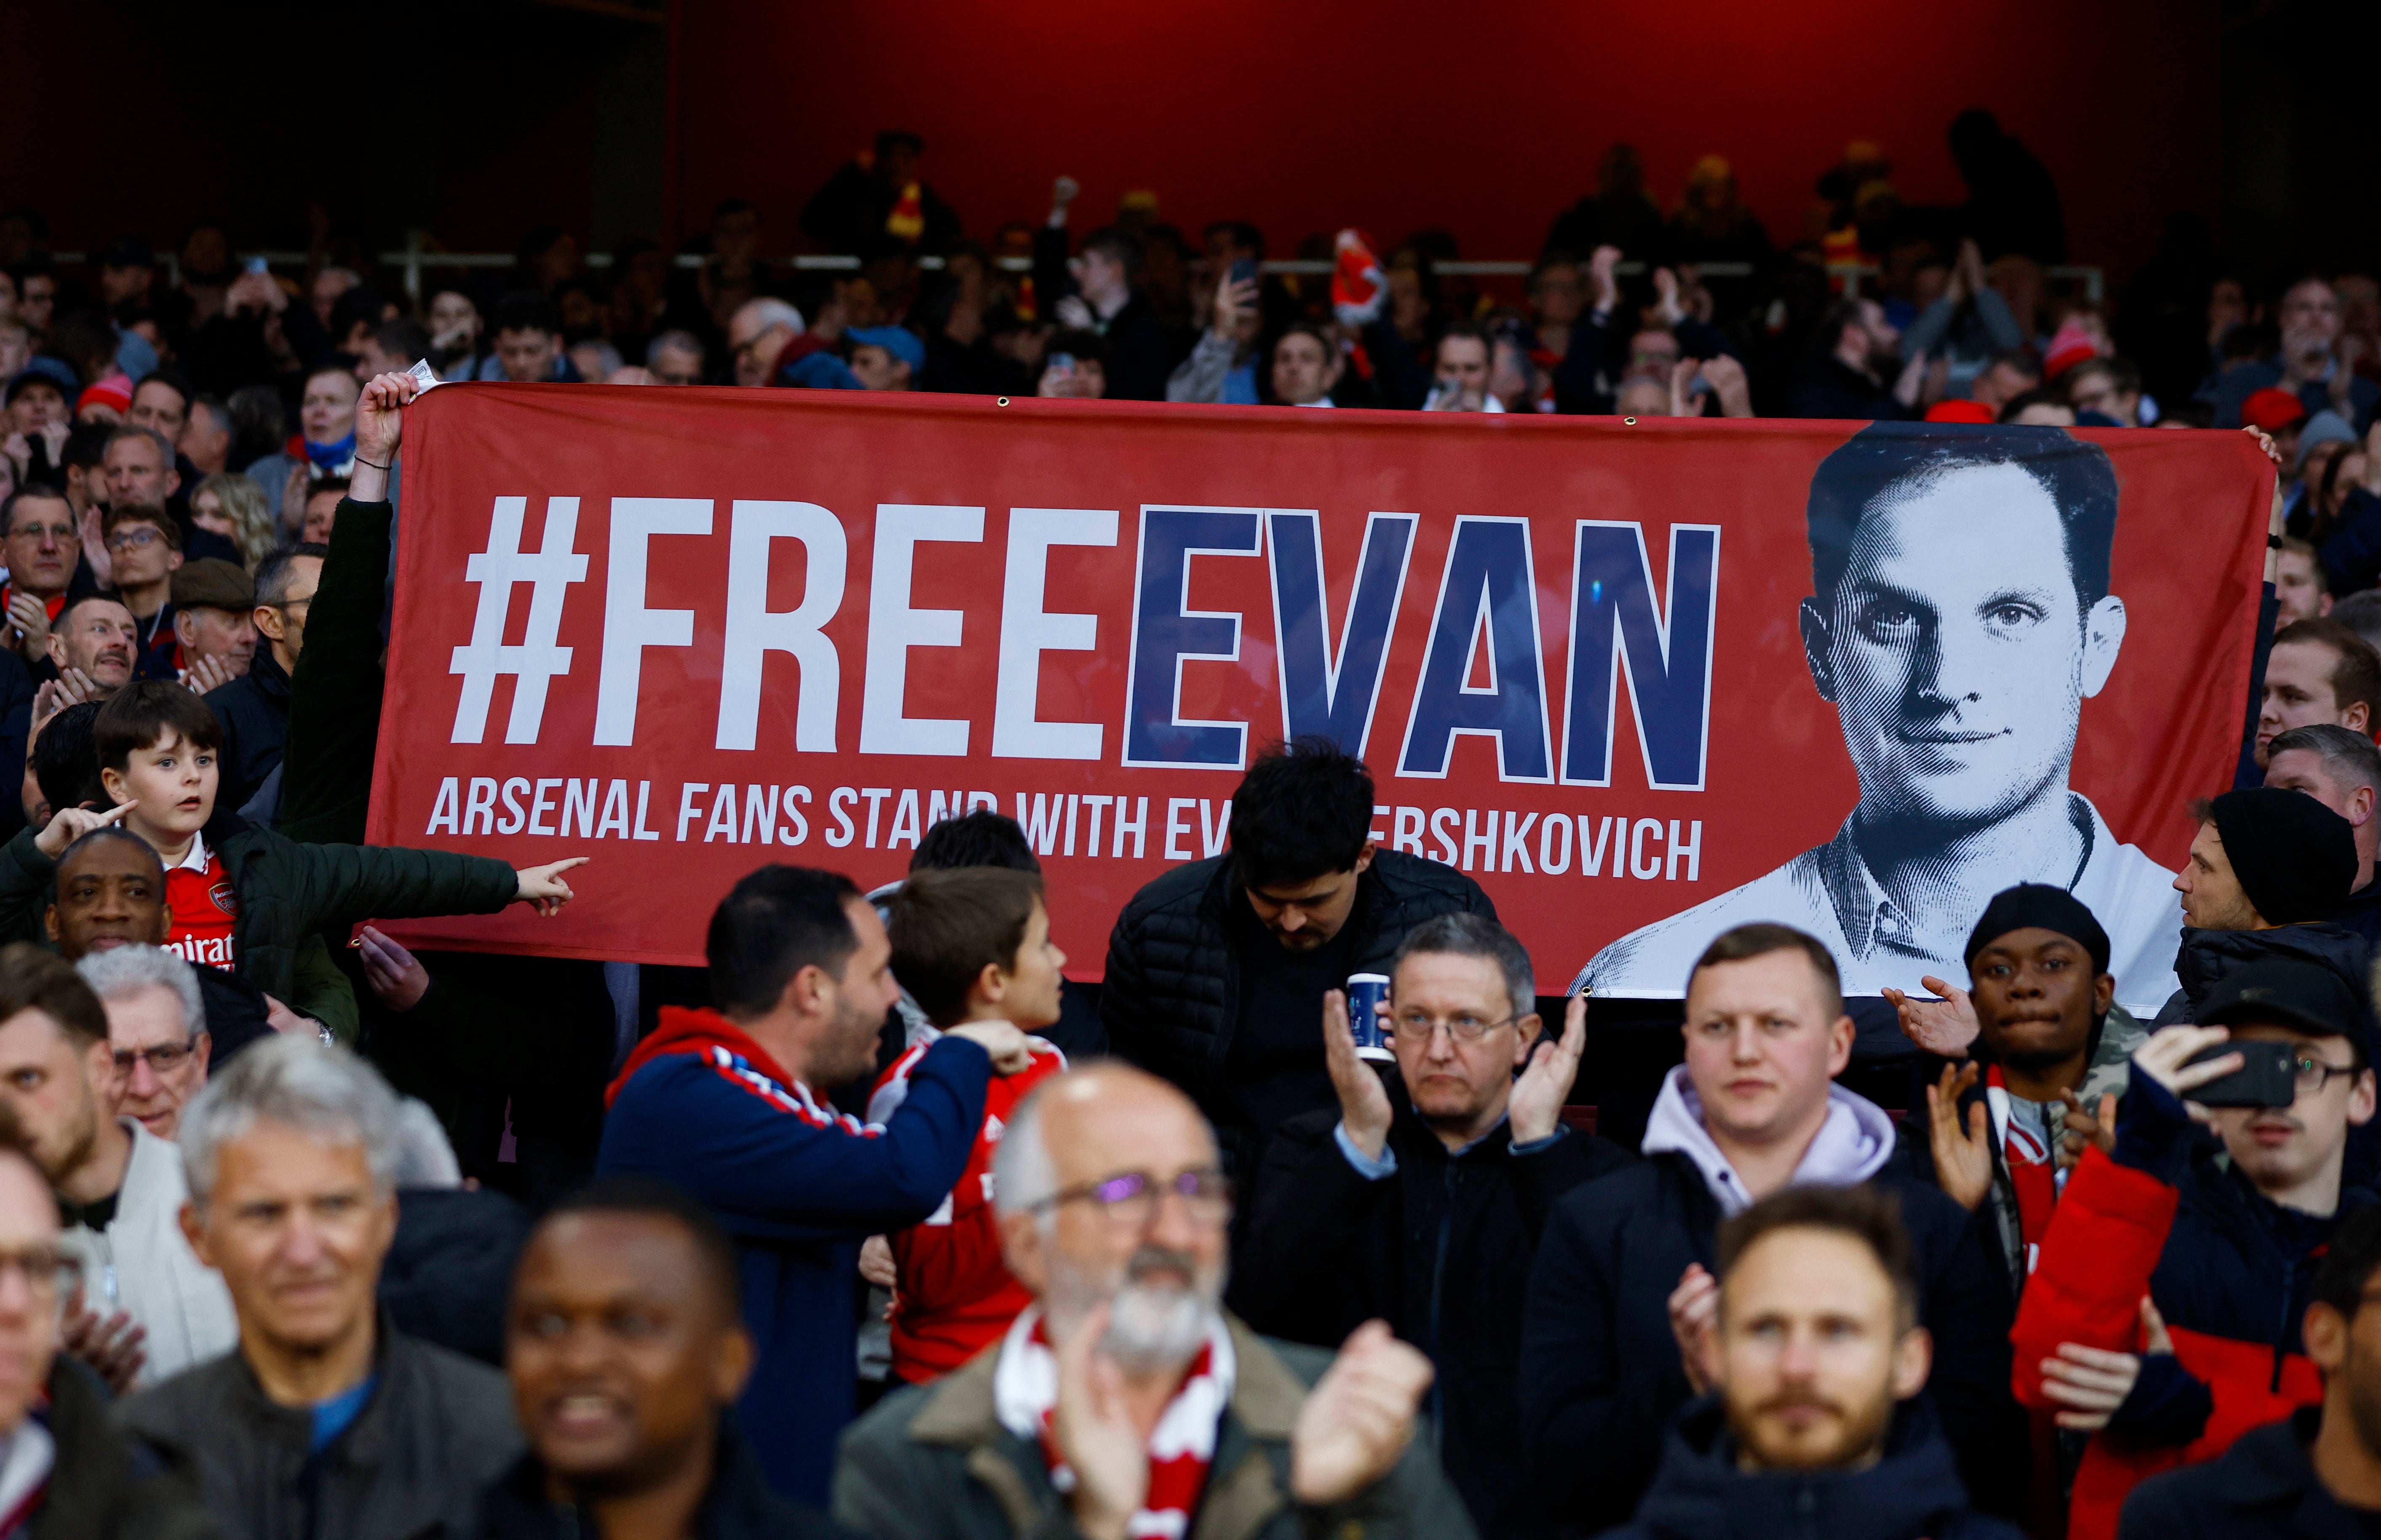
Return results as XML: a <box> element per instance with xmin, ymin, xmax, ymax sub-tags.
<box><xmin>996</xmin><ymin>397</ymin><xmax>1010</xmax><ymax>407</ymax></box>
<box><xmin>1623</xmin><ymin>416</ymin><xmax>1638</xmax><ymax>425</ymax></box>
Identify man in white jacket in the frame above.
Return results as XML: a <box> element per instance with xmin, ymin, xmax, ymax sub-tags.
<box><xmin>0</xmin><ymin>944</ymin><xmax>233</xmax><ymax>1389</ymax></box>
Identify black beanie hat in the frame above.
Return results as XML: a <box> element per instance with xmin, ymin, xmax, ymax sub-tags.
<box><xmin>2207</xmin><ymin>788</ymin><xmax>2359</xmax><ymax>925</ymax></box>
<box><xmin>1963</xmin><ymin>883</ymin><xmax>2112</xmax><ymax>977</ymax></box>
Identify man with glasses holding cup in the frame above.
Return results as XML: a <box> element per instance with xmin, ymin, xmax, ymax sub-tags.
<box><xmin>1231</xmin><ymin>913</ymin><xmax>1620</xmax><ymax>1540</ymax></box>
<box><xmin>837</xmin><ymin>1061</ymin><xmax>1474</xmax><ymax>1540</ymax></box>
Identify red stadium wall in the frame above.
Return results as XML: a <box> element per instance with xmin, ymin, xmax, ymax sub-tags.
<box><xmin>672</xmin><ymin>0</ymin><xmax>2223</xmax><ymax>275</ymax></box>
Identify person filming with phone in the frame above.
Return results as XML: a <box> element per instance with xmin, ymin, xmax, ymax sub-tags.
<box><xmin>2011</xmin><ymin>956</ymin><xmax>2380</xmax><ymax>1540</ymax></box>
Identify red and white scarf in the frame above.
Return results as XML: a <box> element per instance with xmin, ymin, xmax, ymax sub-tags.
<box><xmin>991</xmin><ymin>1306</ymin><xmax>1233</xmax><ymax>1540</ymax></box>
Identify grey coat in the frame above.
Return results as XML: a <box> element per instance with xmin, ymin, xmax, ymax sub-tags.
<box><xmin>833</xmin><ymin>1314</ymin><xmax>1477</xmax><ymax>1540</ymax></box>
<box><xmin>115</xmin><ymin>1323</ymin><xmax>522</xmax><ymax>1540</ymax></box>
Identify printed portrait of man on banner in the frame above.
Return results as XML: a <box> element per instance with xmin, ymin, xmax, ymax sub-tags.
<box><xmin>1574</xmin><ymin>422</ymin><xmax>2181</xmax><ymax>1011</ymax></box>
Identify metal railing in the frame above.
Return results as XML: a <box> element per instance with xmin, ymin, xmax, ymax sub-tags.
<box><xmin>53</xmin><ymin>243</ymin><xmax>2105</xmax><ymax>309</ymax></box>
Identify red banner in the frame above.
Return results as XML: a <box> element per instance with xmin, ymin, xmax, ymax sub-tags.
<box><xmin>366</xmin><ymin>387</ymin><xmax>2271</xmax><ymax>1012</ymax></box>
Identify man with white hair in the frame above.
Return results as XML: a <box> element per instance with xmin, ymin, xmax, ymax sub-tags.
<box><xmin>77</xmin><ymin>943</ymin><xmax>207</xmax><ymax>1140</ymax></box>
<box><xmin>118</xmin><ymin>1037</ymin><xmax>522</xmax><ymax>1540</ymax></box>
<box><xmin>727</xmin><ymin>298</ymin><xmax>805</xmax><ymax>387</ymax></box>
<box><xmin>834</xmin><ymin>1063</ymin><xmax>1477</xmax><ymax>1540</ymax></box>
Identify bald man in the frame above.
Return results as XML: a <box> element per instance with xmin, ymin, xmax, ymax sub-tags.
<box><xmin>834</xmin><ymin>1064</ymin><xmax>1477</xmax><ymax>1540</ymax></box>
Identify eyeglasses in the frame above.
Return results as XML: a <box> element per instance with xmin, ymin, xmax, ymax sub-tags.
<box><xmin>1390</xmin><ymin>1011</ymin><xmax>1520</xmax><ymax>1044</ymax></box>
<box><xmin>1030</xmin><ymin>1168</ymin><xmax>1231</xmax><ymax>1227</ymax></box>
<box><xmin>7</xmin><ymin>524</ymin><xmax>72</xmax><ymax>544</ymax></box>
<box><xmin>2294</xmin><ymin>1054</ymin><xmax>2362</xmax><ymax>1092</ymax></box>
<box><xmin>112</xmin><ymin>1036</ymin><xmax>198</xmax><ymax>1076</ymax></box>
<box><xmin>104</xmin><ymin>528</ymin><xmax>161</xmax><ymax>553</ymax></box>
<box><xmin>0</xmin><ymin>1243</ymin><xmax>81</xmax><ymax>1305</ymax></box>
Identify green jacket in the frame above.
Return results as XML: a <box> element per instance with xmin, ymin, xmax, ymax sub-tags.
<box><xmin>832</xmin><ymin>1315</ymin><xmax>1478</xmax><ymax>1540</ymax></box>
<box><xmin>0</xmin><ymin>811</ymin><xmax>519</xmax><ymax>1027</ymax></box>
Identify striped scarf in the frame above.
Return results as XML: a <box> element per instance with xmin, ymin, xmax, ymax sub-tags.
<box><xmin>991</xmin><ymin>1307</ymin><xmax>1232</xmax><ymax>1540</ymax></box>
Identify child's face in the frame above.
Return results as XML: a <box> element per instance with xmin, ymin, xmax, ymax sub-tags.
<box><xmin>994</xmin><ymin>899</ymin><xmax>1066</xmax><ymax>1031</ymax></box>
<box><xmin>103</xmin><ymin>730</ymin><xmax>217</xmax><ymax>842</ymax></box>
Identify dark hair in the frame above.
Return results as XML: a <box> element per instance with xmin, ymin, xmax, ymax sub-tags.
<box><xmin>253</xmin><ymin>544</ymin><xmax>328</xmax><ymax>608</ymax></box>
<box><xmin>888</xmin><ymin>867</ymin><xmax>1044</xmax><ymax>1027</ymax></box>
<box><xmin>2267</xmin><ymin>723</ymin><xmax>2381</xmax><ymax>797</ymax></box>
<box><xmin>912</xmin><ymin>810</ymin><xmax>1040</xmax><ymax>874</ymax></box>
<box><xmin>1203</xmin><ymin>220</ymin><xmax>1266</xmax><ymax>262</ymax></box>
<box><xmin>1044</xmin><ymin>329</ymin><xmax>1109</xmax><ymax>368</ymax></box>
<box><xmin>1274</xmin><ymin>322</ymin><xmax>1335</xmax><ymax>363</ymax></box>
<box><xmin>537</xmin><ymin>1175</ymin><xmax>743</xmax><ymax>1324</ymax></box>
<box><xmin>2063</xmin><ymin>354</ymin><xmax>2141</xmax><ymax>398</ymax></box>
<box><xmin>130</xmin><ymin>368</ymin><xmax>191</xmax><ymax>412</ymax></box>
<box><xmin>304</xmin><ymin>477</ymin><xmax>350</xmax><ymax>506</ymax></box>
<box><xmin>1983</xmin><ymin>347</ymin><xmax>2042</xmax><ymax>384</ymax></box>
<box><xmin>61</xmin><ymin>423</ymin><xmax>113</xmax><ymax>473</ymax></box>
<box><xmin>32</xmin><ymin>702</ymin><xmax>105</xmax><ymax>816</ymax></box>
<box><xmin>93</xmin><ymin>681</ymin><xmax>222</xmax><ymax>775</ymax></box>
<box><xmin>225</xmin><ymin>385</ymin><xmax>286</xmax><ymax>466</ymax></box>
<box><xmin>2274</xmin><ymin>618</ymin><xmax>2381</xmax><ymax>727</ymax></box>
<box><xmin>1436</xmin><ymin>322</ymin><xmax>1492</xmax><ymax>359</ymax></box>
<box><xmin>101</xmin><ymin>503</ymin><xmax>181</xmax><ymax>552</ymax></box>
<box><xmin>874</xmin><ymin>129</ymin><xmax>925</xmax><ymax>159</ymax></box>
<box><xmin>56</xmin><ymin>821</ymin><xmax>160</xmax><ymax>882</ymax></box>
<box><xmin>1689</xmin><ymin>922</ymin><xmax>1844</xmax><ymax>1018</ymax></box>
<box><xmin>490</xmin><ymin>289</ymin><xmax>561</xmax><ymax>339</ymax></box>
<box><xmin>1392</xmin><ymin>912</ymin><xmax>1534</xmax><ymax>1018</ymax></box>
<box><xmin>1078</xmin><ymin>227</ymin><xmax>1142</xmax><ymax>279</ymax></box>
<box><xmin>369</xmin><ymin>318</ymin><xmax>430</xmax><ymax>360</ymax></box>
<box><xmin>1806</xmin><ymin>422</ymin><xmax>2119</xmax><ymax>614</ymax></box>
<box><xmin>705</xmin><ymin>866</ymin><xmax>864</xmax><ymax>1017</ymax></box>
<box><xmin>0</xmin><ymin>942</ymin><xmax>108</xmax><ymax>1046</ymax></box>
<box><xmin>1718</xmin><ymin>1183</ymin><xmax>1918</xmax><ymax>1327</ymax></box>
<box><xmin>1228</xmin><ymin>738</ymin><xmax>1376</xmax><ymax>890</ymax></box>
<box><xmin>2314</xmin><ymin>1207</ymin><xmax>2381</xmax><ymax>1322</ymax></box>
<box><xmin>328</xmin><ymin>285</ymin><xmax>397</xmax><ymax>342</ymax></box>
<box><xmin>1994</xmin><ymin>387</ymin><xmax>2068</xmax><ymax>425</ymax></box>
<box><xmin>0</xmin><ymin>484</ymin><xmax>69</xmax><ymax>533</ymax></box>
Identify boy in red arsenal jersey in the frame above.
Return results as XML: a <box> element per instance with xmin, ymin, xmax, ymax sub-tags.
<box><xmin>871</xmin><ymin>866</ymin><xmax>1068</xmax><ymax>1381</ymax></box>
<box><xmin>3</xmin><ymin>682</ymin><xmax>587</xmax><ymax>1029</ymax></box>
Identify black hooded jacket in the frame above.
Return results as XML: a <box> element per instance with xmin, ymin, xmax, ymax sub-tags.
<box><xmin>1597</xmin><ymin>1396</ymin><xmax>2024</xmax><ymax>1540</ymax></box>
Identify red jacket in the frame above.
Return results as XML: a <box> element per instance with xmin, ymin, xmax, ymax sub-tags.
<box><xmin>867</xmin><ymin>1029</ymin><xmax>1065</xmax><ymax>1381</ymax></box>
<box><xmin>2011</xmin><ymin>1142</ymin><xmax>2325</xmax><ymax>1540</ymax></box>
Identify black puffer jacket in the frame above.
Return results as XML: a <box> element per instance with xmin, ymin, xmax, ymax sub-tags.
<box><xmin>2152</xmin><ymin>922</ymin><xmax>2373</xmax><ymax>1031</ymax></box>
<box><xmin>1099</xmin><ymin>851</ymin><xmax>1495</xmax><ymax>1167</ymax></box>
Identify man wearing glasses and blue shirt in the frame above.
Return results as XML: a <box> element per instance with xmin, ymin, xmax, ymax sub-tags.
<box><xmin>1231</xmin><ymin>913</ymin><xmax>1622</xmax><ymax>1540</ymax></box>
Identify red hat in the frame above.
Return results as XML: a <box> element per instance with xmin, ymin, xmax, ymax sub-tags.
<box><xmin>75</xmin><ymin>376</ymin><xmax>132</xmax><ymax>417</ymax></box>
<box><xmin>2041</xmin><ymin>319</ymin><xmax>2102</xmax><ymax>381</ymax></box>
<box><xmin>2242</xmin><ymin>386</ymin><xmax>2310</xmax><ymax>433</ymax></box>
<box><xmin>1925</xmin><ymin>400</ymin><xmax>1997</xmax><ymax>424</ymax></box>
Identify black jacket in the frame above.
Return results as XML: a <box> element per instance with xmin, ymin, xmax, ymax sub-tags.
<box><xmin>31</xmin><ymin>1357</ymin><xmax>214</xmax><ymax>1540</ymax></box>
<box><xmin>381</xmin><ymin>1186</ymin><xmax>535</xmax><ymax>1367</ymax></box>
<box><xmin>1597</xmin><ymin>1396</ymin><xmax>2024</xmax><ymax>1540</ymax></box>
<box><xmin>205</xmin><ymin>645</ymin><xmax>291</xmax><ymax>818</ymax></box>
<box><xmin>1787</xmin><ymin>356</ymin><xmax>1911</xmax><ymax>421</ymax></box>
<box><xmin>476</xmin><ymin>1417</ymin><xmax>851</xmax><ymax>1540</ymax></box>
<box><xmin>1234</xmin><ymin>1100</ymin><xmax>1631</xmax><ymax>1539</ymax></box>
<box><xmin>118</xmin><ymin>1321</ymin><xmax>524</xmax><ymax>1540</ymax></box>
<box><xmin>1519</xmin><ymin>1155</ymin><xmax>2023</xmax><ymax>1536</ymax></box>
<box><xmin>2155</xmin><ymin>923</ymin><xmax>2375</xmax><ymax>1032</ymax></box>
<box><xmin>2117</xmin><ymin>1406</ymin><xmax>2360</xmax><ymax>1540</ymax></box>
<box><xmin>1100</xmin><ymin>851</ymin><xmax>1496</xmax><ymax>1169</ymax></box>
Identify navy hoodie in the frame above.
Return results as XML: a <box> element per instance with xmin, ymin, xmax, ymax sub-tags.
<box><xmin>598</xmin><ymin>1006</ymin><xmax>989</xmax><ymax>1504</ymax></box>
<box><xmin>1596</xmin><ymin>1396</ymin><xmax>2024</xmax><ymax>1540</ymax></box>
<box><xmin>1521</xmin><ymin>1072</ymin><xmax>2023</xmax><ymax>1535</ymax></box>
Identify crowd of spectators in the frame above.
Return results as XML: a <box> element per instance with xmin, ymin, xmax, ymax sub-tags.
<box><xmin>0</xmin><ymin>102</ymin><xmax>2377</xmax><ymax>1540</ymax></box>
